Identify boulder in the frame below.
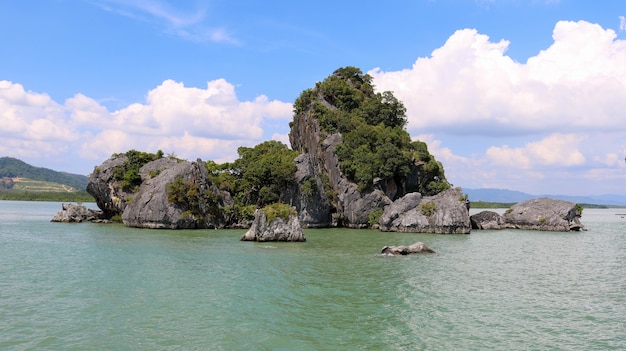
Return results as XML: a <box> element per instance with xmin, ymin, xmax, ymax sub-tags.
<box><xmin>51</xmin><ymin>203</ymin><xmax>103</xmax><ymax>223</ymax></box>
<box><xmin>122</xmin><ymin>158</ymin><xmax>232</xmax><ymax>229</ymax></box>
<box><xmin>241</xmin><ymin>208</ymin><xmax>306</xmax><ymax>242</ymax></box>
<box><xmin>380</xmin><ymin>242</ymin><xmax>435</xmax><ymax>256</ymax></box>
<box><xmin>470</xmin><ymin>210</ymin><xmax>506</xmax><ymax>230</ymax></box>
<box><xmin>502</xmin><ymin>197</ymin><xmax>585</xmax><ymax>231</ymax></box>
<box><xmin>379</xmin><ymin>187</ymin><xmax>471</xmax><ymax>234</ymax></box>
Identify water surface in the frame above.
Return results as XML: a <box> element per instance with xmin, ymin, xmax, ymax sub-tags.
<box><xmin>1</xmin><ymin>201</ymin><xmax>624</xmax><ymax>350</ymax></box>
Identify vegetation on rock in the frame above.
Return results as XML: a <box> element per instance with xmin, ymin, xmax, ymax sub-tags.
<box><xmin>166</xmin><ymin>176</ymin><xmax>221</xmax><ymax>224</ymax></box>
<box><xmin>205</xmin><ymin>140</ymin><xmax>299</xmax><ymax>224</ymax></box>
<box><xmin>263</xmin><ymin>202</ymin><xmax>297</xmax><ymax>224</ymax></box>
<box><xmin>112</xmin><ymin>149</ymin><xmax>164</xmax><ymax>191</ymax></box>
<box><xmin>292</xmin><ymin>66</ymin><xmax>449</xmax><ymax>195</ymax></box>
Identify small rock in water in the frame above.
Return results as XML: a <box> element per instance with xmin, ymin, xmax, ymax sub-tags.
<box><xmin>380</xmin><ymin>241</ymin><xmax>435</xmax><ymax>256</ymax></box>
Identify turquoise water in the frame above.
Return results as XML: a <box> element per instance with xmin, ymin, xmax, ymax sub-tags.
<box><xmin>1</xmin><ymin>201</ymin><xmax>625</xmax><ymax>350</ymax></box>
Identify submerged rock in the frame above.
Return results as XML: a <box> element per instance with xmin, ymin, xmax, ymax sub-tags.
<box><xmin>380</xmin><ymin>242</ymin><xmax>435</xmax><ymax>255</ymax></box>
<box><xmin>241</xmin><ymin>208</ymin><xmax>306</xmax><ymax>242</ymax></box>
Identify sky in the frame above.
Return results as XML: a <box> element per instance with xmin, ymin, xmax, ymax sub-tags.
<box><xmin>1</xmin><ymin>0</ymin><xmax>625</xmax><ymax>196</ymax></box>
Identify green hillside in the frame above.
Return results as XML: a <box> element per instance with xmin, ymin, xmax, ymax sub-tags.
<box><xmin>0</xmin><ymin>157</ymin><xmax>93</xmax><ymax>202</ymax></box>
<box><xmin>0</xmin><ymin>157</ymin><xmax>88</xmax><ymax>190</ymax></box>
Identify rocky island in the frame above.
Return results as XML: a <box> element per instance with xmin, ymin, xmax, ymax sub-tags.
<box><xmin>55</xmin><ymin>66</ymin><xmax>585</xmax><ymax>234</ymax></box>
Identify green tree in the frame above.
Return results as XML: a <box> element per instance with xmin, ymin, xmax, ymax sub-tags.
<box><xmin>207</xmin><ymin>140</ymin><xmax>299</xmax><ymax>209</ymax></box>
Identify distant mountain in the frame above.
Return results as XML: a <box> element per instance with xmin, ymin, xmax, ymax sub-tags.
<box><xmin>463</xmin><ymin>188</ymin><xmax>626</xmax><ymax>206</ymax></box>
<box><xmin>0</xmin><ymin>157</ymin><xmax>88</xmax><ymax>191</ymax></box>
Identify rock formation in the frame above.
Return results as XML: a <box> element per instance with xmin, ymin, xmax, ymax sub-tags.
<box><xmin>379</xmin><ymin>188</ymin><xmax>471</xmax><ymax>234</ymax></box>
<box><xmin>123</xmin><ymin>158</ymin><xmax>232</xmax><ymax>229</ymax></box>
<box><xmin>241</xmin><ymin>208</ymin><xmax>306</xmax><ymax>242</ymax></box>
<box><xmin>288</xmin><ymin>102</ymin><xmax>441</xmax><ymax>229</ymax></box>
<box><xmin>380</xmin><ymin>242</ymin><xmax>435</xmax><ymax>255</ymax></box>
<box><xmin>470</xmin><ymin>210</ymin><xmax>506</xmax><ymax>230</ymax></box>
<box><xmin>502</xmin><ymin>198</ymin><xmax>585</xmax><ymax>231</ymax></box>
<box><xmin>86</xmin><ymin>154</ymin><xmax>133</xmax><ymax>218</ymax></box>
<box><xmin>87</xmin><ymin>155</ymin><xmax>233</xmax><ymax>229</ymax></box>
<box><xmin>51</xmin><ymin>203</ymin><xmax>104</xmax><ymax>223</ymax></box>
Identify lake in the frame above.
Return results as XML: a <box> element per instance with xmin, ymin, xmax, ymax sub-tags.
<box><xmin>1</xmin><ymin>201</ymin><xmax>625</xmax><ymax>350</ymax></box>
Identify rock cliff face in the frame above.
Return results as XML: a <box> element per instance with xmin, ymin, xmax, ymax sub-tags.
<box><xmin>86</xmin><ymin>155</ymin><xmax>133</xmax><ymax>218</ymax></box>
<box><xmin>289</xmin><ymin>113</ymin><xmax>419</xmax><ymax>229</ymax></box>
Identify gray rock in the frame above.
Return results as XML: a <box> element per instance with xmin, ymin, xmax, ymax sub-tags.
<box><xmin>288</xmin><ymin>95</ymin><xmax>450</xmax><ymax>229</ymax></box>
<box><xmin>122</xmin><ymin>158</ymin><xmax>232</xmax><ymax>229</ymax></box>
<box><xmin>288</xmin><ymin>153</ymin><xmax>332</xmax><ymax>228</ymax></box>
<box><xmin>241</xmin><ymin>208</ymin><xmax>306</xmax><ymax>242</ymax></box>
<box><xmin>86</xmin><ymin>154</ymin><xmax>132</xmax><ymax>218</ymax></box>
<box><xmin>379</xmin><ymin>187</ymin><xmax>471</xmax><ymax>234</ymax></box>
<box><xmin>379</xmin><ymin>192</ymin><xmax>422</xmax><ymax>229</ymax></box>
<box><xmin>470</xmin><ymin>210</ymin><xmax>506</xmax><ymax>230</ymax></box>
<box><xmin>380</xmin><ymin>242</ymin><xmax>435</xmax><ymax>255</ymax></box>
<box><xmin>51</xmin><ymin>203</ymin><xmax>103</xmax><ymax>223</ymax></box>
<box><xmin>502</xmin><ymin>198</ymin><xmax>585</xmax><ymax>231</ymax></box>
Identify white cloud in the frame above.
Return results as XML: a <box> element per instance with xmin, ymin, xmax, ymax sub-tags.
<box><xmin>486</xmin><ymin>134</ymin><xmax>586</xmax><ymax>168</ymax></box>
<box><xmin>0</xmin><ymin>78</ymin><xmax>292</xmax><ymax>173</ymax></box>
<box><xmin>620</xmin><ymin>16</ymin><xmax>626</xmax><ymax>32</ymax></box>
<box><xmin>370</xmin><ymin>20</ymin><xmax>626</xmax><ymax>195</ymax></box>
<box><xmin>370</xmin><ymin>20</ymin><xmax>626</xmax><ymax>136</ymax></box>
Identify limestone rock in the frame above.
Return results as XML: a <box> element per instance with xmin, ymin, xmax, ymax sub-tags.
<box><xmin>379</xmin><ymin>187</ymin><xmax>471</xmax><ymax>234</ymax></box>
<box><xmin>502</xmin><ymin>198</ymin><xmax>585</xmax><ymax>231</ymax></box>
<box><xmin>122</xmin><ymin>158</ymin><xmax>232</xmax><ymax>229</ymax></box>
<box><xmin>288</xmin><ymin>153</ymin><xmax>332</xmax><ymax>228</ymax></box>
<box><xmin>380</xmin><ymin>242</ymin><xmax>435</xmax><ymax>255</ymax></box>
<box><xmin>86</xmin><ymin>154</ymin><xmax>133</xmax><ymax>218</ymax></box>
<box><xmin>51</xmin><ymin>203</ymin><xmax>103</xmax><ymax>223</ymax></box>
<box><xmin>470</xmin><ymin>210</ymin><xmax>506</xmax><ymax>230</ymax></box>
<box><xmin>241</xmin><ymin>208</ymin><xmax>306</xmax><ymax>242</ymax></box>
<box><xmin>288</xmin><ymin>88</ymin><xmax>450</xmax><ymax>228</ymax></box>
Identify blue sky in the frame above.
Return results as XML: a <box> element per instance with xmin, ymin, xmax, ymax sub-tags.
<box><xmin>1</xmin><ymin>0</ymin><xmax>626</xmax><ymax>196</ymax></box>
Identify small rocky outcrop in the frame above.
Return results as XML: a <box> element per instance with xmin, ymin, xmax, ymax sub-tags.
<box><xmin>502</xmin><ymin>198</ymin><xmax>585</xmax><ymax>231</ymax></box>
<box><xmin>51</xmin><ymin>203</ymin><xmax>103</xmax><ymax>223</ymax></box>
<box><xmin>240</xmin><ymin>208</ymin><xmax>306</xmax><ymax>242</ymax></box>
<box><xmin>380</xmin><ymin>242</ymin><xmax>435</xmax><ymax>256</ymax></box>
<box><xmin>470</xmin><ymin>210</ymin><xmax>506</xmax><ymax>230</ymax></box>
<box><xmin>379</xmin><ymin>187</ymin><xmax>471</xmax><ymax>234</ymax></box>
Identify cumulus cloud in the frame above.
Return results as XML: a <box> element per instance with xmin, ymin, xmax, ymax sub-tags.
<box><xmin>371</xmin><ymin>20</ymin><xmax>626</xmax><ymax>195</ymax></box>
<box><xmin>0</xmin><ymin>79</ymin><xmax>292</xmax><ymax>173</ymax></box>
<box><xmin>370</xmin><ymin>20</ymin><xmax>626</xmax><ymax>136</ymax></box>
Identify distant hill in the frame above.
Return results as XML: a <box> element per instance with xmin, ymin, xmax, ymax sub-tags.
<box><xmin>463</xmin><ymin>188</ymin><xmax>626</xmax><ymax>206</ymax></box>
<box><xmin>0</xmin><ymin>157</ymin><xmax>88</xmax><ymax>191</ymax></box>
